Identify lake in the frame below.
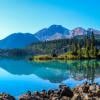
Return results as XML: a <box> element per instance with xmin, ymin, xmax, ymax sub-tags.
<box><xmin>0</xmin><ymin>58</ymin><xmax>100</xmax><ymax>98</ymax></box>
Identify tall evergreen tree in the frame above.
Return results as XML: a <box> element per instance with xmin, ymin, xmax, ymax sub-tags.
<box><xmin>85</xmin><ymin>35</ymin><xmax>90</xmax><ymax>57</ymax></box>
<box><xmin>77</xmin><ymin>41</ymin><xmax>82</xmax><ymax>58</ymax></box>
<box><xmin>91</xmin><ymin>31</ymin><xmax>95</xmax><ymax>50</ymax></box>
<box><xmin>90</xmin><ymin>31</ymin><xmax>98</xmax><ymax>57</ymax></box>
<box><xmin>72</xmin><ymin>38</ymin><xmax>78</xmax><ymax>55</ymax></box>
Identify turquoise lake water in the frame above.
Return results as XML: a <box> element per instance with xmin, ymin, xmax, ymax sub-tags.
<box><xmin>0</xmin><ymin>58</ymin><xmax>100</xmax><ymax>98</ymax></box>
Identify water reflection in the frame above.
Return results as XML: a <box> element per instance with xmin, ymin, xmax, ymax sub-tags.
<box><xmin>0</xmin><ymin>58</ymin><xmax>100</xmax><ymax>83</ymax></box>
<box><xmin>66</xmin><ymin>60</ymin><xmax>100</xmax><ymax>83</ymax></box>
<box><xmin>0</xmin><ymin>58</ymin><xmax>100</xmax><ymax>97</ymax></box>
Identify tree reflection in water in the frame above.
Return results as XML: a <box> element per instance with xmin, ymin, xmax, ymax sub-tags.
<box><xmin>66</xmin><ymin>60</ymin><xmax>100</xmax><ymax>83</ymax></box>
<box><xmin>0</xmin><ymin>58</ymin><xmax>99</xmax><ymax>83</ymax></box>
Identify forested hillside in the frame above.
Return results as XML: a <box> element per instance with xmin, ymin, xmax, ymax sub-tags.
<box><xmin>27</xmin><ymin>33</ymin><xmax>100</xmax><ymax>54</ymax></box>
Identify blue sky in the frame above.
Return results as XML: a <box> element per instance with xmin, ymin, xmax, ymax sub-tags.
<box><xmin>0</xmin><ymin>0</ymin><xmax>100</xmax><ymax>39</ymax></box>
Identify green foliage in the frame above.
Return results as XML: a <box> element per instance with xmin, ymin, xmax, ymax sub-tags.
<box><xmin>28</xmin><ymin>31</ymin><xmax>100</xmax><ymax>60</ymax></box>
<box><xmin>69</xmin><ymin>31</ymin><xmax>99</xmax><ymax>59</ymax></box>
<box><xmin>33</xmin><ymin>55</ymin><xmax>53</xmax><ymax>61</ymax></box>
<box><xmin>27</xmin><ymin>39</ymin><xmax>72</xmax><ymax>55</ymax></box>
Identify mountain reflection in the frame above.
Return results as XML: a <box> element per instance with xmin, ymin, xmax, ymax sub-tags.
<box><xmin>0</xmin><ymin>58</ymin><xmax>100</xmax><ymax>83</ymax></box>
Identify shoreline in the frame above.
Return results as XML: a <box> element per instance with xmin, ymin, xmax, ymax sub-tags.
<box><xmin>0</xmin><ymin>82</ymin><xmax>100</xmax><ymax>100</ymax></box>
<box><xmin>29</xmin><ymin>54</ymin><xmax>100</xmax><ymax>61</ymax></box>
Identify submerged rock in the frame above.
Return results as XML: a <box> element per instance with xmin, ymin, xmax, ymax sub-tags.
<box><xmin>0</xmin><ymin>93</ymin><xmax>15</xmax><ymax>100</ymax></box>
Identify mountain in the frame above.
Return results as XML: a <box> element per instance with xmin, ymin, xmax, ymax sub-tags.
<box><xmin>35</xmin><ymin>25</ymin><xmax>100</xmax><ymax>41</ymax></box>
<box><xmin>72</xmin><ymin>27</ymin><xmax>87</xmax><ymax>36</ymax></box>
<box><xmin>0</xmin><ymin>25</ymin><xmax>100</xmax><ymax>49</ymax></box>
<box><xmin>34</xmin><ymin>25</ymin><xmax>70</xmax><ymax>41</ymax></box>
<box><xmin>34</xmin><ymin>25</ymin><xmax>100</xmax><ymax>41</ymax></box>
<box><xmin>87</xmin><ymin>28</ymin><xmax>100</xmax><ymax>35</ymax></box>
<box><xmin>0</xmin><ymin>33</ymin><xmax>39</xmax><ymax>49</ymax></box>
<box><xmin>73</xmin><ymin>28</ymin><xmax>100</xmax><ymax>40</ymax></box>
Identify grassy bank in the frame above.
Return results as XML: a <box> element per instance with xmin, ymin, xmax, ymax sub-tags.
<box><xmin>30</xmin><ymin>55</ymin><xmax>53</xmax><ymax>61</ymax></box>
<box><xmin>29</xmin><ymin>50</ymin><xmax>100</xmax><ymax>61</ymax></box>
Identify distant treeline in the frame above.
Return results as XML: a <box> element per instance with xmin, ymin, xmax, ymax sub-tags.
<box><xmin>27</xmin><ymin>32</ymin><xmax>100</xmax><ymax>56</ymax></box>
<box><xmin>0</xmin><ymin>32</ymin><xmax>100</xmax><ymax>59</ymax></box>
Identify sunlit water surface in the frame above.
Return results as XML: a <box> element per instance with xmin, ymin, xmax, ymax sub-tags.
<box><xmin>0</xmin><ymin>58</ymin><xmax>100</xmax><ymax>98</ymax></box>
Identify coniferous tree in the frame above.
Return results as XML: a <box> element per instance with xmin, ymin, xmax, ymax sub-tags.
<box><xmin>85</xmin><ymin>35</ymin><xmax>90</xmax><ymax>57</ymax></box>
<box><xmin>84</xmin><ymin>35</ymin><xmax>87</xmax><ymax>48</ymax></box>
<box><xmin>91</xmin><ymin>31</ymin><xmax>95</xmax><ymax>49</ymax></box>
<box><xmin>91</xmin><ymin>31</ymin><xmax>98</xmax><ymax>57</ymax></box>
<box><xmin>77</xmin><ymin>41</ymin><xmax>82</xmax><ymax>58</ymax></box>
<box><xmin>72</xmin><ymin>38</ymin><xmax>78</xmax><ymax>55</ymax></box>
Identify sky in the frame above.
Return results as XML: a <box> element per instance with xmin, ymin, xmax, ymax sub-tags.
<box><xmin>0</xmin><ymin>0</ymin><xmax>100</xmax><ymax>39</ymax></box>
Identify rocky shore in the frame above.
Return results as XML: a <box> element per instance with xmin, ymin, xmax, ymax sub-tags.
<box><xmin>0</xmin><ymin>93</ymin><xmax>15</xmax><ymax>100</ymax></box>
<box><xmin>19</xmin><ymin>82</ymin><xmax>100</xmax><ymax>100</ymax></box>
<box><xmin>0</xmin><ymin>82</ymin><xmax>100</xmax><ymax>100</ymax></box>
